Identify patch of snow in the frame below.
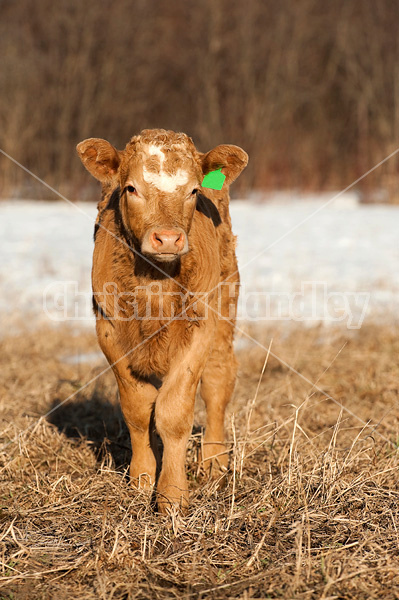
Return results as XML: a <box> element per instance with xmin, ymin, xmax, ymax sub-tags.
<box><xmin>0</xmin><ymin>194</ymin><xmax>398</xmax><ymax>334</ymax></box>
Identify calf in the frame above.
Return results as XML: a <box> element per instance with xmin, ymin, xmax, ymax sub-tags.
<box><xmin>77</xmin><ymin>129</ymin><xmax>248</xmax><ymax>512</ymax></box>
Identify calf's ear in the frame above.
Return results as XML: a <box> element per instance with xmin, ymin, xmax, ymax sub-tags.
<box><xmin>201</xmin><ymin>144</ymin><xmax>248</xmax><ymax>186</ymax></box>
<box><xmin>76</xmin><ymin>138</ymin><xmax>121</xmax><ymax>183</ymax></box>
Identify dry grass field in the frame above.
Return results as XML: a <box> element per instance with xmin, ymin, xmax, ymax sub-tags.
<box><xmin>0</xmin><ymin>323</ymin><xmax>398</xmax><ymax>599</ymax></box>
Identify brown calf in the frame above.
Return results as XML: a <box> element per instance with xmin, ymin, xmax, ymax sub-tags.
<box><xmin>77</xmin><ymin>129</ymin><xmax>248</xmax><ymax>512</ymax></box>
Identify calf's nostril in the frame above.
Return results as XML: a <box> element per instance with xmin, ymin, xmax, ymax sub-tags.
<box><xmin>175</xmin><ymin>233</ymin><xmax>184</xmax><ymax>250</ymax></box>
<box><xmin>150</xmin><ymin>232</ymin><xmax>160</xmax><ymax>248</ymax></box>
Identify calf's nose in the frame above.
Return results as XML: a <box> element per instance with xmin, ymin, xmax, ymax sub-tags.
<box><xmin>150</xmin><ymin>230</ymin><xmax>185</xmax><ymax>253</ymax></box>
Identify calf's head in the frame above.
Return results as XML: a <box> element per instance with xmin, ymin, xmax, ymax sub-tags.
<box><xmin>77</xmin><ymin>129</ymin><xmax>248</xmax><ymax>263</ymax></box>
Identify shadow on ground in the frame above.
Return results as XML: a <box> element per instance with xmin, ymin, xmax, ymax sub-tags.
<box><xmin>48</xmin><ymin>385</ymin><xmax>132</xmax><ymax>471</ymax></box>
<box><xmin>47</xmin><ymin>375</ymin><xmax>204</xmax><ymax>478</ymax></box>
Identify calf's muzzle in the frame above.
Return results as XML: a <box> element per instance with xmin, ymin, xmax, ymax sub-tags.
<box><xmin>141</xmin><ymin>227</ymin><xmax>188</xmax><ymax>261</ymax></box>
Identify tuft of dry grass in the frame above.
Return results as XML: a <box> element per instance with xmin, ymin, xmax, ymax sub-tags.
<box><xmin>0</xmin><ymin>323</ymin><xmax>399</xmax><ymax>599</ymax></box>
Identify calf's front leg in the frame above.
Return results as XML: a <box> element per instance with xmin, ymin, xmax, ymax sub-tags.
<box><xmin>117</xmin><ymin>374</ymin><xmax>159</xmax><ymax>489</ymax></box>
<box><xmin>96</xmin><ymin>320</ymin><xmax>159</xmax><ymax>489</ymax></box>
<box><xmin>155</xmin><ymin>325</ymin><xmax>214</xmax><ymax>513</ymax></box>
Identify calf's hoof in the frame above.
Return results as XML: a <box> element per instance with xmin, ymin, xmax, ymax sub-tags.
<box><xmin>130</xmin><ymin>473</ymin><xmax>155</xmax><ymax>492</ymax></box>
<box><xmin>129</xmin><ymin>462</ymin><xmax>156</xmax><ymax>492</ymax></box>
<box><xmin>156</xmin><ymin>482</ymin><xmax>189</xmax><ymax>515</ymax></box>
<box><xmin>200</xmin><ymin>442</ymin><xmax>229</xmax><ymax>481</ymax></box>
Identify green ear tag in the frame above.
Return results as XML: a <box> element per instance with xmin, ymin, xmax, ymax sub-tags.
<box><xmin>201</xmin><ymin>168</ymin><xmax>226</xmax><ymax>190</ymax></box>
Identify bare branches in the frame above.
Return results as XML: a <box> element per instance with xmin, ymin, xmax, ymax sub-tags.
<box><xmin>1</xmin><ymin>0</ymin><xmax>399</xmax><ymax>198</ymax></box>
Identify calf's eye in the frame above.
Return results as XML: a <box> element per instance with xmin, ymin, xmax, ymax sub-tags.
<box><xmin>191</xmin><ymin>189</ymin><xmax>198</xmax><ymax>195</ymax></box>
<box><xmin>126</xmin><ymin>185</ymin><xmax>136</xmax><ymax>194</ymax></box>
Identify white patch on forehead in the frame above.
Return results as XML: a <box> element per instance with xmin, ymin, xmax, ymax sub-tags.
<box><xmin>148</xmin><ymin>145</ymin><xmax>165</xmax><ymax>161</ymax></box>
<box><xmin>143</xmin><ymin>168</ymin><xmax>189</xmax><ymax>193</ymax></box>
<box><xmin>143</xmin><ymin>144</ymin><xmax>189</xmax><ymax>193</ymax></box>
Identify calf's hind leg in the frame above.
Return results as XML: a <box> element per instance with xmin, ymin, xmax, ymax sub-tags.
<box><xmin>200</xmin><ymin>321</ymin><xmax>237</xmax><ymax>474</ymax></box>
